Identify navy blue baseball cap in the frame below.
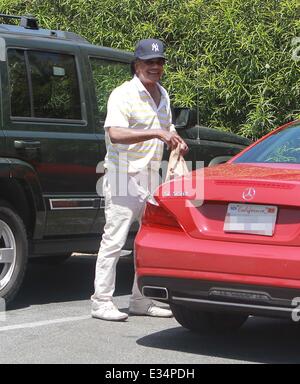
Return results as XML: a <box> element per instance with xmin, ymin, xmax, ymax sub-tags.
<box><xmin>134</xmin><ymin>39</ymin><xmax>166</xmax><ymax>60</ymax></box>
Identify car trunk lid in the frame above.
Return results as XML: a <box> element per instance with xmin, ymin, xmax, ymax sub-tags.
<box><xmin>155</xmin><ymin>163</ymin><xmax>300</xmax><ymax>246</ymax></box>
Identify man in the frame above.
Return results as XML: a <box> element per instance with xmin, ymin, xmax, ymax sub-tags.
<box><xmin>91</xmin><ymin>38</ymin><xmax>188</xmax><ymax>321</ymax></box>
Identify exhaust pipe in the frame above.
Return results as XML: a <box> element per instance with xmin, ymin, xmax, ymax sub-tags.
<box><xmin>142</xmin><ymin>286</ymin><xmax>169</xmax><ymax>300</ymax></box>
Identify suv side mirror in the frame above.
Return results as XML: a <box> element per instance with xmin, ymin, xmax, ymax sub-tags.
<box><xmin>172</xmin><ymin>107</ymin><xmax>197</xmax><ymax>129</ymax></box>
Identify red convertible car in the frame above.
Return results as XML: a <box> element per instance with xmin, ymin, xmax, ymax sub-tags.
<box><xmin>135</xmin><ymin>120</ymin><xmax>300</xmax><ymax>333</ymax></box>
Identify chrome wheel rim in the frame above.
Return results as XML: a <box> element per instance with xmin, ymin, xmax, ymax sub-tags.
<box><xmin>0</xmin><ymin>220</ymin><xmax>17</xmax><ymax>291</ymax></box>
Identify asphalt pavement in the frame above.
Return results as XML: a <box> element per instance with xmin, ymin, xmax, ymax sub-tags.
<box><xmin>1</xmin><ymin>253</ymin><xmax>300</xmax><ymax>364</ymax></box>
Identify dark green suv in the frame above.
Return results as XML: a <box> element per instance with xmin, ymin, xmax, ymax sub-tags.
<box><xmin>0</xmin><ymin>14</ymin><xmax>251</xmax><ymax>303</ymax></box>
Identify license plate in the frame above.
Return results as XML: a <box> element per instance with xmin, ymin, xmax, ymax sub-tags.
<box><xmin>224</xmin><ymin>203</ymin><xmax>278</xmax><ymax>236</ymax></box>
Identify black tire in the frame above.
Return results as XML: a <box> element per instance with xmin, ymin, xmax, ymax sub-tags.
<box><xmin>170</xmin><ymin>303</ymin><xmax>248</xmax><ymax>334</ymax></box>
<box><xmin>30</xmin><ymin>253</ymin><xmax>73</xmax><ymax>265</ymax></box>
<box><xmin>0</xmin><ymin>200</ymin><xmax>28</xmax><ymax>304</ymax></box>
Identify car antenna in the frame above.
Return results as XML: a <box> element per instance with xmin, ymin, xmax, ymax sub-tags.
<box><xmin>196</xmin><ymin>51</ymin><xmax>200</xmax><ymax>141</ymax></box>
<box><xmin>196</xmin><ymin>88</ymin><xmax>200</xmax><ymax>141</ymax></box>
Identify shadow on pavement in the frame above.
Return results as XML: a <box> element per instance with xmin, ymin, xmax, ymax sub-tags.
<box><xmin>137</xmin><ymin>316</ymin><xmax>300</xmax><ymax>364</ymax></box>
<box><xmin>9</xmin><ymin>254</ymin><xmax>134</xmax><ymax>310</ymax></box>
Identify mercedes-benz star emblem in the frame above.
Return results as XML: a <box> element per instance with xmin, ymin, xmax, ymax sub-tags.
<box><xmin>242</xmin><ymin>187</ymin><xmax>256</xmax><ymax>201</ymax></box>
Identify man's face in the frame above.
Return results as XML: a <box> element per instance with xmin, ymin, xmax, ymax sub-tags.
<box><xmin>135</xmin><ymin>58</ymin><xmax>165</xmax><ymax>84</ymax></box>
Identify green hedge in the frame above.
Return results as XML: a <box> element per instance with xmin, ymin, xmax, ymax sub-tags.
<box><xmin>1</xmin><ymin>0</ymin><xmax>299</xmax><ymax>138</ymax></box>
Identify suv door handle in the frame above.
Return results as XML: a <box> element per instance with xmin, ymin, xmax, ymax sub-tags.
<box><xmin>14</xmin><ymin>140</ymin><xmax>41</xmax><ymax>150</ymax></box>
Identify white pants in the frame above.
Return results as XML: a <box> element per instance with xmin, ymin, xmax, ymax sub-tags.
<box><xmin>91</xmin><ymin>170</ymin><xmax>159</xmax><ymax>309</ymax></box>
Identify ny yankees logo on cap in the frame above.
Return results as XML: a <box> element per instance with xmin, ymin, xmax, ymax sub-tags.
<box><xmin>152</xmin><ymin>43</ymin><xmax>159</xmax><ymax>52</ymax></box>
<box><xmin>134</xmin><ymin>38</ymin><xmax>165</xmax><ymax>60</ymax></box>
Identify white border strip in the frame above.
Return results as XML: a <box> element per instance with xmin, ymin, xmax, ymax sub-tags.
<box><xmin>0</xmin><ymin>315</ymin><xmax>90</xmax><ymax>332</ymax></box>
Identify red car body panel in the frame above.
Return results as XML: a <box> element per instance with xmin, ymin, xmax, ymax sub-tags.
<box><xmin>155</xmin><ymin>164</ymin><xmax>300</xmax><ymax>246</ymax></box>
<box><xmin>135</xmin><ymin>120</ymin><xmax>300</xmax><ymax>318</ymax></box>
<box><xmin>136</xmin><ymin>226</ymin><xmax>300</xmax><ymax>288</ymax></box>
<box><xmin>136</xmin><ymin>162</ymin><xmax>300</xmax><ymax>289</ymax></box>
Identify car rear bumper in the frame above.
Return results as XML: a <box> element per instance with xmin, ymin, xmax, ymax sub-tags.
<box><xmin>135</xmin><ymin>226</ymin><xmax>300</xmax><ymax>319</ymax></box>
<box><xmin>138</xmin><ymin>276</ymin><xmax>300</xmax><ymax>319</ymax></box>
<box><xmin>135</xmin><ymin>226</ymin><xmax>300</xmax><ymax>288</ymax></box>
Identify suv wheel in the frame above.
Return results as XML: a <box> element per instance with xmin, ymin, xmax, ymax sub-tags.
<box><xmin>0</xmin><ymin>201</ymin><xmax>28</xmax><ymax>304</ymax></box>
<box><xmin>170</xmin><ymin>303</ymin><xmax>248</xmax><ymax>334</ymax></box>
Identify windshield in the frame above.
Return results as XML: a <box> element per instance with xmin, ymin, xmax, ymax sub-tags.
<box><xmin>234</xmin><ymin>124</ymin><xmax>300</xmax><ymax>164</ymax></box>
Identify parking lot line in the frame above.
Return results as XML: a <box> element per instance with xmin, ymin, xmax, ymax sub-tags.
<box><xmin>0</xmin><ymin>315</ymin><xmax>90</xmax><ymax>332</ymax></box>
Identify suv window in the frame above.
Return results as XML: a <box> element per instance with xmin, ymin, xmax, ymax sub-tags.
<box><xmin>8</xmin><ymin>49</ymin><xmax>82</xmax><ymax>120</ymax></box>
<box><xmin>89</xmin><ymin>58</ymin><xmax>130</xmax><ymax>124</ymax></box>
<box><xmin>8</xmin><ymin>49</ymin><xmax>31</xmax><ymax>117</ymax></box>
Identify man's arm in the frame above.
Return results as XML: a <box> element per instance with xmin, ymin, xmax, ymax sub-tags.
<box><xmin>108</xmin><ymin>126</ymin><xmax>185</xmax><ymax>151</ymax></box>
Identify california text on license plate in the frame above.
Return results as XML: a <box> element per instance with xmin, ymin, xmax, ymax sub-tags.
<box><xmin>223</xmin><ymin>203</ymin><xmax>278</xmax><ymax>236</ymax></box>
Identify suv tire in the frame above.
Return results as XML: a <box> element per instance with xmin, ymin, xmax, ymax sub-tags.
<box><xmin>170</xmin><ymin>303</ymin><xmax>248</xmax><ymax>334</ymax></box>
<box><xmin>0</xmin><ymin>200</ymin><xmax>28</xmax><ymax>304</ymax></box>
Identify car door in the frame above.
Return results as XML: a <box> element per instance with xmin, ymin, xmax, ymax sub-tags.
<box><xmin>2</xmin><ymin>38</ymin><xmax>101</xmax><ymax>236</ymax></box>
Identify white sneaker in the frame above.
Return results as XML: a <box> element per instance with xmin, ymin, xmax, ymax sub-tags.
<box><xmin>91</xmin><ymin>301</ymin><xmax>128</xmax><ymax>321</ymax></box>
<box><xmin>129</xmin><ymin>303</ymin><xmax>173</xmax><ymax>318</ymax></box>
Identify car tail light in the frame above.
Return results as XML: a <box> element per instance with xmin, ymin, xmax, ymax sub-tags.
<box><xmin>142</xmin><ymin>200</ymin><xmax>181</xmax><ymax>228</ymax></box>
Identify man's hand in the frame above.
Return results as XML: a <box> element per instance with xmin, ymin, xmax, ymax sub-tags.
<box><xmin>108</xmin><ymin>127</ymin><xmax>189</xmax><ymax>156</ymax></box>
<box><xmin>178</xmin><ymin>141</ymin><xmax>189</xmax><ymax>156</ymax></box>
<box><xmin>159</xmin><ymin>131</ymin><xmax>189</xmax><ymax>156</ymax></box>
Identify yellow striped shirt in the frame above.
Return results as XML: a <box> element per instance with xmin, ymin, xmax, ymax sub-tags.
<box><xmin>104</xmin><ymin>75</ymin><xmax>175</xmax><ymax>172</ymax></box>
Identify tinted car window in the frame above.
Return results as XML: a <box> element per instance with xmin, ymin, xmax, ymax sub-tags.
<box><xmin>8</xmin><ymin>49</ymin><xmax>81</xmax><ymax>120</ymax></box>
<box><xmin>8</xmin><ymin>49</ymin><xmax>31</xmax><ymax>117</ymax></box>
<box><xmin>28</xmin><ymin>51</ymin><xmax>81</xmax><ymax>119</ymax></box>
<box><xmin>90</xmin><ymin>58</ymin><xmax>130</xmax><ymax>123</ymax></box>
<box><xmin>234</xmin><ymin>125</ymin><xmax>300</xmax><ymax>164</ymax></box>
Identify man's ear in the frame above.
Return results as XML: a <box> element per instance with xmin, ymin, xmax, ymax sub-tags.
<box><xmin>132</xmin><ymin>59</ymin><xmax>140</xmax><ymax>75</ymax></box>
<box><xmin>130</xmin><ymin>60</ymin><xmax>137</xmax><ymax>76</ymax></box>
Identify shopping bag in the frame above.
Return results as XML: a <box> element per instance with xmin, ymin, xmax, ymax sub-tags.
<box><xmin>165</xmin><ymin>145</ymin><xmax>189</xmax><ymax>182</ymax></box>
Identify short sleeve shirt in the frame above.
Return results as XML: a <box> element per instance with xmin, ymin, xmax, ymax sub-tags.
<box><xmin>104</xmin><ymin>75</ymin><xmax>175</xmax><ymax>173</ymax></box>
